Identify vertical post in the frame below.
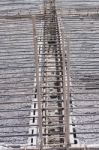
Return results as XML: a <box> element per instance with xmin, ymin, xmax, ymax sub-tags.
<box><xmin>61</xmin><ymin>26</ymin><xmax>70</xmax><ymax>148</ymax></box>
<box><xmin>66</xmin><ymin>35</ymin><xmax>70</xmax><ymax>148</ymax></box>
<box><xmin>32</xmin><ymin>16</ymin><xmax>43</xmax><ymax>150</ymax></box>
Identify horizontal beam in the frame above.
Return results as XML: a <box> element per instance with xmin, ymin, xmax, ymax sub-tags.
<box><xmin>12</xmin><ymin>147</ymin><xmax>99</xmax><ymax>150</ymax></box>
<box><xmin>0</xmin><ymin>14</ymin><xmax>44</xmax><ymax>20</ymax></box>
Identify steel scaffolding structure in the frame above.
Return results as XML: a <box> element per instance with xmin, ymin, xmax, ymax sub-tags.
<box><xmin>0</xmin><ymin>0</ymin><xmax>99</xmax><ymax>150</ymax></box>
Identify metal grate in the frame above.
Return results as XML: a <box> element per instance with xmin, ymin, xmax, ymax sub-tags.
<box><xmin>1</xmin><ymin>0</ymin><xmax>99</xmax><ymax>150</ymax></box>
<box><xmin>0</xmin><ymin>0</ymin><xmax>69</xmax><ymax>149</ymax></box>
<box><xmin>56</xmin><ymin>0</ymin><xmax>99</xmax><ymax>147</ymax></box>
<box><xmin>0</xmin><ymin>17</ymin><xmax>35</xmax><ymax>145</ymax></box>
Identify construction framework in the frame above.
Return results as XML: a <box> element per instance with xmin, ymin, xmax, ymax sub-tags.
<box><xmin>0</xmin><ymin>0</ymin><xmax>99</xmax><ymax>150</ymax></box>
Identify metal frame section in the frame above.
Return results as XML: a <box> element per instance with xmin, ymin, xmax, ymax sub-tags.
<box><xmin>56</xmin><ymin>0</ymin><xmax>99</xmax><ymax>147</ymax></box>
<box><xmin>0</xmin><ymin>14</ymin><xmax>44</xmax><ymax>20</ymax></box>
<box><xmin>38</xmin><ymin>0</ymin><xmax>69</xmax><ymax>148</ymax></box>
<box><xmin>0</xmin><ymin>145</ymin><xmax>99</xmax><ymax>150</ymax></box>
<box><xmin>0</xmin><ymin>0</ymin><xmax>69</xmax><ymax>149</ymax></box>
<box><xmin>32</xmin><ymin>16</ymin><xmax>43</xmax><ymax>149</ymax></box>
<box><xmin>1</xmin><ymin>0</ymin><xmax>99</xmax><ymax>149</ymax></box>
<box><xmin>6</xmin><ymin>146</ymin><xmax>99</xmax><ymax>150</ymax></box>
